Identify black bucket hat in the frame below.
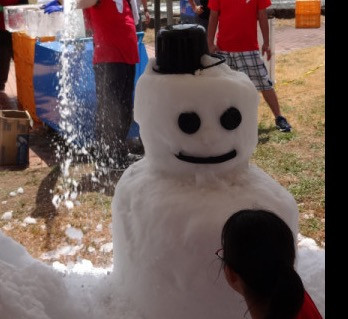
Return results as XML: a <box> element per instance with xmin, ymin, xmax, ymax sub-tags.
<box><xmin>153</xmin><ymin>24</ymin><xmax>225</xmax><ymax>74</ymax></box>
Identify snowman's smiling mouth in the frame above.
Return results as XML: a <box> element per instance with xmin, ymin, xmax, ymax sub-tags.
<box><xmin>175</xmin><ymin>149</ymin><xmax>237</xmax><ymax>164</ymax></box>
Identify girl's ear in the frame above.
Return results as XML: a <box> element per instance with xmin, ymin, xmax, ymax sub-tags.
<box><xmin>224</xmin><ymin>266</ymin><xmax>245</xmax><ymax>296</ymax></box>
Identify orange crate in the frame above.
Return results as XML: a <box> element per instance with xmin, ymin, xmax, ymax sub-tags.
<box><xmin>295</xmin><ymin>0</ymin><xmax>321</xmax><ymax>28</ymax></box>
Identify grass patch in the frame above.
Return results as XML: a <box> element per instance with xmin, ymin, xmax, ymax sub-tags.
<box><xmin>252</xmin><ymin>44</ymin><xmax>325</xmax><ymax>245</ymax></box>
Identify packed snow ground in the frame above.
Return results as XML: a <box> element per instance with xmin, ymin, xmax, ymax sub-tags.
<box><xmin>0</xmin><ymin>230</ymin><xmax>324</xmax><ymax>319</ymax></box>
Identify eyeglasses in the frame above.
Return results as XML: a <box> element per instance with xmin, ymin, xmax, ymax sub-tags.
<box><xmin>215</xmin><ymin>248</ymin><xmax>224</xmax><ymax>260</ymax></box>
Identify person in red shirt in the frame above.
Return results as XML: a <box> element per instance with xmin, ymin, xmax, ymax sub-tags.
<box><xmin>45</xmin><ymin>0</ymin><xmax>140</xmax><ymax>169</ymax></box>
<box><xmin>78</xmin><ymin>0</ymin><xmax>139</xmax><ymax>169</ymax></box>
<box><xmin>0</xmin><ymin>0</ymin><xmax>25</xmax><ymax>91</ymax></box>
<box><xmin>207</xmin><ymin>0</ymin><xmax>292</xmax><ymax>132</ymax></box>
<box><xmin>216</xmin><ymin>209</ymin><xmax>322</xmax><ymax>319</ymax></box>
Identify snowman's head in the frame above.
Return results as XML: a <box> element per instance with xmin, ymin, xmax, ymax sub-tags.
<box><xmin>134</xmin><ymin>55</ymin><xmax>259</xmax><ymax>176</ymax></box>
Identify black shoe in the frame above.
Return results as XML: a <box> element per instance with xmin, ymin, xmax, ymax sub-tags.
<box><xmin>275</xmin><ymin>116</ymin><xmax>292</xmax><ymax>132</ymax></box>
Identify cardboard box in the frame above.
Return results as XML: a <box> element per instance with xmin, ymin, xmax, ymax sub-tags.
<box><xmin>0</xmin><ymin>110</ymin><xmax>32</xmax><ymax>166</ymax></box>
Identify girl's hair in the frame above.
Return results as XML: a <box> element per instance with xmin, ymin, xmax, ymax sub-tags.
<box><xmin>221</xmin><ymin>209</ymin><xmax>304</xmax><ymax>319</ymax></box>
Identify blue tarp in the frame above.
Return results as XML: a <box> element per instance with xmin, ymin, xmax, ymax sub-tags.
<box><xmin>33</xmin><ymin>33</ymin><xmax>148</xmax><ymax>146</ymax></box>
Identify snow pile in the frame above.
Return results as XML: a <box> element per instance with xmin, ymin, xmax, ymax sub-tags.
<box><xmin>0</xmin><ymin>230</ymin><xmax>324</xmax><ymax>318</ymax></box>
<box><xmin>297</xmin><ymin>235</ymin><xmax>325</xmax><ymax>316</ymax></box>
<box><xmin>0</xmin><ymin>230</ymin><xmax>141</xmax><ymax>319</ymax></box>
<box><xmin>109</xmin><ymin>57</ymin><xmax>317</xmax><ymax>319</ymax></box>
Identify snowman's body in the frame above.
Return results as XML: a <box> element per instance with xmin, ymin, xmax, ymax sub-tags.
<box><xmin>112</xmin><ymin>56</ymin><xmax>298</xmax><ymax>319</ymax></box>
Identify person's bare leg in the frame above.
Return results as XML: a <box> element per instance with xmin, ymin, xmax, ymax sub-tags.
<box><xmin>261</xmin><ymin>88</ymin><xmax>281</xmax><ymax>118</ymax></box>
<box><xmin>262</xmin><ymin>89</ymin><xmax>292</xmax><ymax>132</ymax></box>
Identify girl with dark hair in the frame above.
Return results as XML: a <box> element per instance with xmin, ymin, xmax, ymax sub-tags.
<box><xmin>217</xmin><ymin>209</ymin><xmax>322</xmax><ymax>319</ymax></box>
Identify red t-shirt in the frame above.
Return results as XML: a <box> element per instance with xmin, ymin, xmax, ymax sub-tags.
<box><xmin>296</xmin><ymin>291</ymin><xmax>323</xmax><ymax>319</ymax></box>
<box><xmin>82</xmin><ymin>9</ymin><xmax>92</xmax><ymax>34</ymax></box>
<box><xmin>208</xmin><ymin>0</ymin><xmax>271</xmax><ymax>52</ymax></box>
<box><xmin>0</xmin><ymin>0</ymin><xmax>21</xmax><ymax>30</ymax></box>
<box><xmin>86</xmin><ymin>0</ymin><xmax>139</xmax><ymax>65</ymax></box>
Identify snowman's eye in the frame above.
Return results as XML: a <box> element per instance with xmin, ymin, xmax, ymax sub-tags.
<box><xmin>178</xmin><ymin>112</ymin><xmax>201</xmax><ymax>134</ymax></box>
<box><xmin>220</xmin><ymin>107</ymin><xmax>242</xmax><ymax>130</ymax></box>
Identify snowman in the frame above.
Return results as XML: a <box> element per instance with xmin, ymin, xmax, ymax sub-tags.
<box><xmin>111</xmin><ymin>25</ymin><xmax>299</xmax><ymax>319</ymax></box>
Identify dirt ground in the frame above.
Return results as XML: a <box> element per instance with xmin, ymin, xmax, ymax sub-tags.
<box><xmin>0</xmin><ymin>126</ymin><xmax>120</xmax><ymax>267</ymax></box>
